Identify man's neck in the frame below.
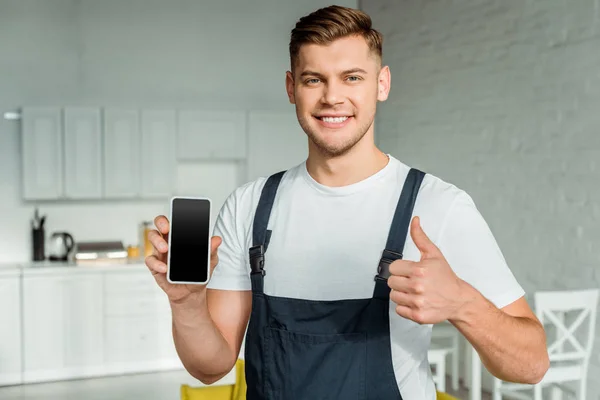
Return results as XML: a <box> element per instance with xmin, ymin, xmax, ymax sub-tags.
<box><xmin>305</xmin><ymin>144</ymin><xmax>390</xmax><ymax>188</ymax></box>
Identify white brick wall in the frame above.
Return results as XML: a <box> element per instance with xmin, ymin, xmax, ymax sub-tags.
<box><xmin>363</xmin><ymin>0</ymin><xmax>600</xmax><ymax>397</ymax></box>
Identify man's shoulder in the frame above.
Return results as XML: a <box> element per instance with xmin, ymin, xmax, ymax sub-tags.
<box><xmin>391</xmin><ymin>158</ymin><xmax>470</xmax><ymax>208</ymax></box>
<box><xmin>225</xmin><ymin>164</ymin><xmax>304</xmax><ymax>208</ymax></box>
<box><xmin>421</xmin><ymin>171</ymin><xmax>469</xmax><ymax>202</ymax></box>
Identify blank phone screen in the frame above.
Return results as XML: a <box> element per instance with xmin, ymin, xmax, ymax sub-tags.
<box><xmin>168</xmin><ymin>198</ymin><xmax>211</xmax><ymax>283</ymax></box>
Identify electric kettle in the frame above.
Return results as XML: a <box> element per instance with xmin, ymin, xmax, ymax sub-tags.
<box><xmin>48</xmin><ymin>232</ymin><xmax>75</xmax><ymax>261</ymax></box>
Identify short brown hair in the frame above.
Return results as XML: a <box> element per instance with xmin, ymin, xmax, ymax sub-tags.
<box><xmin>289</xmin><ymin>5</ymin><xmax>383</xmax><ymax>72</ymax></box>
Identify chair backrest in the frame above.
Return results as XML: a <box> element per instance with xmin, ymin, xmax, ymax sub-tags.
<box><xmin>534</xmin><ymin>289</ymin><xmax>599</xmax><ymax>363</ymax></box>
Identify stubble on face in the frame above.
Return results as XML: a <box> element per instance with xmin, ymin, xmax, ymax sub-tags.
<box><xmin>296</xmin><ymin>107</ymin><xmax>375</xmax><ymax>157</ymax></box>
<box><xmin>287</xmin><ymin>36</ymin><xmax>382</xmax><ymax>158</ymax></box>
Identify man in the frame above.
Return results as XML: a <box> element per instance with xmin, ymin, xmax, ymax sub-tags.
<box><xmin>145</xmin><ymin>5</ymin><xmax>549</xmax><ymax>399</ymax></box>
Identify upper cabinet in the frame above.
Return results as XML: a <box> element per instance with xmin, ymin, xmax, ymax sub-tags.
<box><xmin>19</xmin><ymin>106</ymin><xmax>307</xmax><ymax>201</ymax></box>
<box><xmin>103</xmin><ymin>109</ymin><xmax>141</xmax><ymax>198</ymax></box>
<box><xmin>177</xmin><ymin>110</ymin><xmax>246</xmax><ymax>161</ymax></box>
<box><xmin>140</xmin><ymin>110</ymin><xmax>177</xmax><ymax>198</ymax></box>
<box><xmin>63</xmin><ymin>107</ymin><xmax>103</xmax><ymax>199</ymax></box>
<box><xmin>20</xmin><ymin>107</ymin><xmax>182</xmax><ymax>201</ymax></box>
<box><xmin>21</xmin><ymin>107</ymin><xmax>64</xmax><ymax>200</ymax></box>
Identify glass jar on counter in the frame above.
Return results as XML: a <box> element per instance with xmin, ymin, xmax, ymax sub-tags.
<box><xmin>127</xmin><ymin>245</ymin><xmax>140</xmax><ymax>259</ymax></box>
<box><xmin>140</xmin><ymin>221</ymin><xmax>154</xmax><ymax>258</ymax></box>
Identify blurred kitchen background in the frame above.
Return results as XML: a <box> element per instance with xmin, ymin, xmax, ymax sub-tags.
<box><xmin>0</xmin><ymin>0</ymin><xmax>599</xmax><ymax>399</ymax></box>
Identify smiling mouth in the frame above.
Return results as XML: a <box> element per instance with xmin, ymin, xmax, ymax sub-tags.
<box><xmin>317</xmin><ymin>116</ymin><xmax>350</xmax><ymax>123</ymax></box>
<box><xmin>313</xmin><ymin>115</ymin><xmax>353</xmax><ymax>129</ymax></box>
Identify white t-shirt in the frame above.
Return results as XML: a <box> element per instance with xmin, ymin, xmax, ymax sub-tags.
<box><xmin>208</xmin><ymin>154</ymin><xmax>525</xmax><ymax>399</ymax></box>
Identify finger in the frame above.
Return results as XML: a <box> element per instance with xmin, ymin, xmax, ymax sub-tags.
<box><xmin>145</xmin><ymin>254</ymin><xmax>167</xmax><ymax>274</ymax></box>
<box><xmin>390</xmin><ymin>290</ymin><xmax>426</xmax><ymax>310</ymax></box>
<box><xmin>389</xmin><ymin>275</ymin><xmax>425</xmax><ymax>294</ymax></box>
<box><xmin>395</xmin><ymin>304</ymin><xmax>413</xmax><ymax>319</ymax></box>
<box><xmin>390</xmin><ymin>289</ymin><xmax>412</xmax><ymax>307</ymax></box>
<box><xmin>395</xmin><ymin>305</ymin><xmax>426</xmax><ymax>324</ymax></box>
<box><xmin>209</xmin><ymin>236</ymin><xmax>223</xmax><ymax>273</ymax></box>
<box><xmin>154</xmin><ymin>215</ymin><xmax>170</xmax><ymax>235</ymax></box>
<box><xmin>391</xmin><ymin>292</ymin><xmax>428</xmax><ymax>324</ymax></box>
<box><xmin>388</xmin><ymin>259</ymin><xmax>418</xmax><ymax>277</ymax></box>
<box><xmin>147</xmin><ymin>229</ymin><xmax>168</xmax><ymax>253</ymax></box>
<box><xmin>210</xmin><ymin>236</ymin><xmax>222</xmax><ymax>255</ymax></box>
<box><xmin>390</xmin><ymin>289</ymin><xmax>425</xmax><ymax>308</ymax></box>
<box><xmin>387</xmin><ymin>275</ymin><xmax>411</xmax><ymax>292</ymax></box>
<box><xmin>410</xmin><ymin>216</ymin><xmax>439</xmax><ymax>259</ymax></box>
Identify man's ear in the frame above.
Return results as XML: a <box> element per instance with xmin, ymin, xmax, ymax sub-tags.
<box><xmin>285</xmin><ymin>71</ymin><xmax>296</xmax><ymax>104</ymax></box>
<box><xmin>377</xmin><ymin>65</ymin><xmax>391</xmax><ymax>102</ymax></box>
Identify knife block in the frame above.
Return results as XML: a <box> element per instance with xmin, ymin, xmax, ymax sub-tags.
<box><xmin>32</xmin><ymin>227</ymin><xmax>45</xmax><ymax>261</ymax></box>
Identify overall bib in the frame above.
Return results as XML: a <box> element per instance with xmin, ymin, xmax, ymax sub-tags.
<box><xmin>244</xmin><ymin>168</ymin><xmax>426</xmax><ymax>400</ymax></box>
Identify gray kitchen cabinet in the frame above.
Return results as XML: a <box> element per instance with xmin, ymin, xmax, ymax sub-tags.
<box><xmin>102</xmin><ymin>270</ymin><xmax>179</xmax><ymax>372</ymax></box>
<box><xmin>177</xmin><ymin>110</ymin><xmax>246</xmax><ymax>161</ymax></box>
<box><xmin>103</xmin><ymin>109</ymin><xmax>141</xmax><ymax>198</ymax></box>
<box><xmin>246</xmin><ymin>110</ymin><xmax>308</xmax><ymax>182</ymax></box>
<box><xmin>21</xmin><ymin>107</ymin><xmax>64</xmax><ymax>200</ymax></box>
<box><xmin>1</xmin><ymin>265</ymin><xmax>238</xmax><ymax>388</ymax></box>
<box><xmin>103</xmin><ymin>271</ymin><xmax>161</xmax><ymax>367</ymax></box>
<box><xmin>0</xmin><ymin>275</ymin><xmax>22</xmax><ymax>386</ymax></box>
<box><xmin>140</xmin><ymin>110</ymin><xmax>177</xmax><ymax>198</ymax></box>
<box><xmin>63</xmin><ymin>107</ymin><xmax>103</xmax><ymax>199</ymax></box>
<box><xmin>22</xmin><ymin>105</ymin><xmax>244</xmax><ymax>201</ymax></box>
<box><xmin>22</xmin><ymin>273</ymin><xmax>104</xmax><ymax>383</ymax></box>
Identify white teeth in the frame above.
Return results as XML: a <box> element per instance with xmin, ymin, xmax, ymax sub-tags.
<box><xmin>321</xmin><ymin>116</ymin><xmax>348</xmax><ymax>123</ymax></box>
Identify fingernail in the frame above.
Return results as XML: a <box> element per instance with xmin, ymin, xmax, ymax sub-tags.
<box><xmin>160</xmin><ymin>244</ymin><xmax>168</xmax><ymax>251</ymax></box>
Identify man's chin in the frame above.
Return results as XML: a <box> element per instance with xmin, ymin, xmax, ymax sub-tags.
<box><xmin>309</xmin><ymin>137</ymin><xmax>356</xmax><ymax>157</ymax></box>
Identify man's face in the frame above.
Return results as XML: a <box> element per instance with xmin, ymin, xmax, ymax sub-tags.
<box><xmin>286</xmin><ymin>35</ymin><xmax>390</xmax><ymax>157</ymax></box>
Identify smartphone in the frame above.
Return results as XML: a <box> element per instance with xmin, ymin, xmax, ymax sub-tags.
<box><xmin>167</xmin><ymin>196</ymin><xmax>212</xmax><ymax>285</ymax></box>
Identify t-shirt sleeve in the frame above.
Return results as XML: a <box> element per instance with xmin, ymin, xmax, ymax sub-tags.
<box><xmin>437</xmin><ymin>191</ymin><xmax>525</xmax><ymax>309</ymax></box>
<box><xmin>206</xmin><ymin>189</ymin><xmax>252</xmax><ymax>291</ymax></box>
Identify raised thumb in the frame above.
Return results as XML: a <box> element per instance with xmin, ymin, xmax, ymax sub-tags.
<box><xmin>410</xmin><ymin>216</ymin><xmax>439</xmax><ymax>259</ymax></box>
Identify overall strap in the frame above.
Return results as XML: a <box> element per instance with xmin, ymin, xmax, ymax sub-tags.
<box><xmin>373</xmin><ymin>168</ymin><xmax>426</xmax><ymax>300</ymax></box>
<box><xmin>249</xmin><ymin>170</ymin><xmax>286</xmax><ymax>294</ymax></box>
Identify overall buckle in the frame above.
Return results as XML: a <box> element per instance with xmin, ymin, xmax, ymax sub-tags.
<box><xmin>249</xmin><ymin>245</ymin><xmax>266</xmax><ymax>276</ymax></box>
<box><xmin>374</xmin><ymin>249</ymin><xmax>403</xmax><ymax>281</ymax></box>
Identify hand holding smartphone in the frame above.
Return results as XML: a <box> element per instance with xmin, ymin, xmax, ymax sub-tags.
<box><xmin>166</xmin><ymin>196</ymin><xmax>212</xmax><ymax>285</ymax></box>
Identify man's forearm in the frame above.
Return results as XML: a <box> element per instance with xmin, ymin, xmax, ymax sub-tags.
<box><xmin>449</xmin><ymin>283</ymin><xmax>549</xmax><ymax>384</ymax></box>
<box><xmin>170</xmin><ymin>296</ymin><xmax>236</xmax><ymax>384</ymax></box>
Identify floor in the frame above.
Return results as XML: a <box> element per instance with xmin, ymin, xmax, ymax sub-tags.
<box><xmin>0</xmin><ymin>370</ymin><xmax>492</xmax><ymax>400</ymax></box>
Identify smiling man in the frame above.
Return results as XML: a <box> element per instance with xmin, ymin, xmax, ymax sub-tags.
<box><xmin>145</xmin><ymin>5</ymin><xmax>549</xmax><ymax>399</ymax></box>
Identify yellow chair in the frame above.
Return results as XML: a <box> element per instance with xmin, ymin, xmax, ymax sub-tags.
<box><xmin>181</xmin><ymin>359</ymin><xmax>246</xmax><ymax>400</ymax></box>
<box><xmin>436</xmin><ymin>391</ymin><xmax>459</xmax><ymax>400</ymax></box>
<box><xmin>181</xmin><ymin>359</ymin><xmax>457</xmax><ymax>400</ymax></box>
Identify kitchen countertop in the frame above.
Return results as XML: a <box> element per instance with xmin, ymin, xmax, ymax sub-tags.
<box><xmin>0</xmin><ymin>264</ymin><xmax>21</xmax><ymax>277</ymax></box>
<box><xmin>0</xmin><ymin>258</ymin><xmax>149</xmax><ymax>276</ymax></box>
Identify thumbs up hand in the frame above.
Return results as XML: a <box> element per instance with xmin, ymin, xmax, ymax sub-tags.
<box><xmin>388</xmin><ymin>216</ymin><xmax>471</xmax><ymax>324</ymax></box>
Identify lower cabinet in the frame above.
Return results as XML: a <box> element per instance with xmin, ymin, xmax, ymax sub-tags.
<box><xmin>15</xmin><ymin>267</ymin><xmax>182</xmax><ymax>386</ymax></box>
<box><xmin>102</xmin><ymin>270</ymin><xmax>180</xmax><ymax>373</ymax></box>
<box><xmin>22</xmin><ymin>273</ymin><xmax>105</xmax><ymax>382</ymax></box>
<box><xmin>0</xmin><ymin>275</ymin><xmax>22</xmax><ymax>386</ymax></box>
<box><xmin>0</xmin><ymin>266</ymin><xmax>240</xmax><ymax>388</ymax></box>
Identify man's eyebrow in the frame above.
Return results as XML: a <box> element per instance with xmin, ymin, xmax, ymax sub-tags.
<box><xmin>299</xmin><ymin>70</ymin><xmax>324</xmax><ymax>78</ymax></box>
<box><xmin>340</xmin><ymin>68</ymin><xmax>368</xmax><ymax>75</ymax></box>
<box><xmin>299</xmin><ymin>68</ymin><xmax>368</xmax><ymax>78</ymax></box>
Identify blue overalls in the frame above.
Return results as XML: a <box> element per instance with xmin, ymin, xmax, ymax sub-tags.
<box><xmin>244</xmin><ymin>168</ymin><xmax>426</xmax><ymax>400</ymax></box>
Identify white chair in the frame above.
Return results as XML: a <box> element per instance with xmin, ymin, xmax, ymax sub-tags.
<box><xmin>431</xmin><ymin>321</ymin><xmax>460</xmax><ymax>391</ymax></box>
<box><xmin>492</xmin><ymin>288</ymin><xmax>599</xmax><ymax>400</ymax></box>
<box><xmin>429</xmin><ymin>343</ymin><xmax>452</xmax><ymax>392</ymax></box>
